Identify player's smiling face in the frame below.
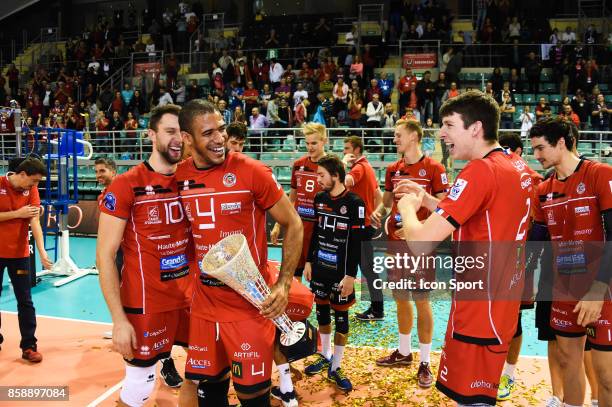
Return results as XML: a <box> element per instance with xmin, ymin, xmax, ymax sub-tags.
<box><xmin>305</xmin><ymin>133</ymin><xmax>326</xmax><ymax>161</ymax></box>
<box><xmin>316</xmin><ymin>166</ymin><xmax>335</xmax><ymax>191</ymax></box>
<box><xmin>184</xmin><ymin>112</ymin><xmax>227</xmax><ymax>169</ymax></box>
<box><xmin>149</xmin><ymin>113</ymin><xmax>183</xmax><ymax>164</ymax></box>
<box><xmin>95</xmin><ymin>164</ymin><xmax>115</xmax><ymax>187</ymax></box>
<box><xmin>439</xmin><ymin>112</ymin><xmax>476</xmax><ymax>160</ymax></box>
<box><xmin>393</xmin><ymin>125</ymin><xmax>418</xmax><ymax>154</ymax></box>
<box><xmin>530</xmin><ymin>136</ymin><xmax>562</xmax><ymax>169</ymax></box>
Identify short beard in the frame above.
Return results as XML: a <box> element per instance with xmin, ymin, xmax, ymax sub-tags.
<box><xmin>159</xmin><ymin>147</ymin><xmax>183</xmax><ymax>165</ymax></box>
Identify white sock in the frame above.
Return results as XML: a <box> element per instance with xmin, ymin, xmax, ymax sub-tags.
<box><xmin>277</xmin><ymin>363</ymin><xmax>293</xmax><ymax>393</ymax></box>
<box><xmin>591</xmin><ymin>400</ymin><xmax>598</xmax><ymax>407</ymax></box>
<box><xmin>399</xmin><ymin>333</ymin><xmax>411</xmax><ymax>357</ymax></box>
<box><xmin>419</xmin><ymin>342</ymin><xmax>431</xmax><ymax>364</ymax></box>
<box><xmin>563</xmin><ymin>403</ymin><xmax>583</xmax><ymax>407</ymax></box>
<box><xmin>502</xmin><ymin>361</ymin><xmax>516</xmax><ymax>379</ymax></box>
<box><xmin>331</xmin><ymin>345</ymin><xmax>345</xmax><ymax>372</ymax></box>
<box><xmin>320</xmin><ymin>333</ymin><xmax>332</xmax><ymax>359</ymax></box>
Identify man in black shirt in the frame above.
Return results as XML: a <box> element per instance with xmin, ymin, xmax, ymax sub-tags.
<box><xmin>303</xmin><ymin>155</ymin><xmax>365</xmax><ymax>392</ymax></box>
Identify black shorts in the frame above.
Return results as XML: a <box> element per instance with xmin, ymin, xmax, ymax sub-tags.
<box><xmin>310</xmin><ymin>275</ymin><xmax>355</xmax><ymax>311</ymax></box>
<box><xmin>535</xmin><ymin>301</ymin><xmax>556</xmax><ymax>342</ymax></box>
<box><xmin>514</xmin><ymin>312</ymin><xmax>523</xmax><ymax>338</ymax></box>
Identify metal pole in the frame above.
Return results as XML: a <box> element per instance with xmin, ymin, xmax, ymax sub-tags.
<box><xmin>15</xmin><ymin>108</ymin><xmax>22</xmax><ymax>157</ymax></box>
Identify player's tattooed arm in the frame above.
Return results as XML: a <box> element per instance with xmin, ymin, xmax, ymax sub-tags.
<box><xmin>261</xmin><ymin>194</ymin><xmax>303</xmax><ymax>319</ymax></box>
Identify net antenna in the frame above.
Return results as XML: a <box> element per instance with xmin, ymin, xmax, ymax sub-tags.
<box><xmin>29</xmin><ymin>127</ymin><xmax>96</xmax><ymax>287</ymax></box>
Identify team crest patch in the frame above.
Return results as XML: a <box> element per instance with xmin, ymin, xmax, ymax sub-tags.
<box><xmin>448</xmin><ymin>178</ymin><xmax>468</xmax><ymax>201</ymax></box>
<box><xmin>340</xmin><ymin>205</ymin><xmax>347</xmax><ymax>215</ymax></box>
<box><xmin>223</xmin><ymin>173</ymin><xmax>237</xmax><ymax>187</ymax></box>
<box><xmin>104</xmin><ymin>192</ymin><xmax>117</xmax><ymax>211</ymax></box>
<box><xmin>576</xmin><ymin>182</ymin><xmax>586</xmax><ymax>194</ymax></box>
<box><xmin>419</xmin><ymin>169</ymin><xmax>426</xmax><ymax>177</ymax></box>
<box><xmin>441</xmin><ymin>173</ymin><xmax>448</xmax><ymax>185</ymax></box>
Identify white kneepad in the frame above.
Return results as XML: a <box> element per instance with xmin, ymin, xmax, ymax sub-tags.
<box><xmin>120</xmin><ymin>364</ymin><xmax>157</xmax><ymax>407</ymax></box>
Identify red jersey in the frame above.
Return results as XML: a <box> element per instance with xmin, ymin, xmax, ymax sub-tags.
<box><xmin>0</xmin><ymin>174</ymin><xmax>41</xmax><ymax>258</ymax></box>
<box><xmin>385</xmin><ymin>156</ymin><xmax>449</xmax><ymax>240</ymax></box>
<box><xmin>347</xmin><ymin>156</ymin><xmax>379</xmax><ymax>228</ymax></box>
<box><xmin>99</xmin><ymin>162</ymin><xmax>192</xmax><ymax>314</ymax></box>
<box><xmin>435</xmin><ymin>148</ymin><xmax>534</xmax><ymax>344</ymax></box>
<box><xmin>290</xmin><ymin>155</ymin><xmax>322</xmax><ymax>223</ymax></box>
<box><xmin>398</xmin><ymin>75</ymin><xmax>418</xmax><ymax>94</ymax></box>
<box><xmin>533</xmin><ymin>159</ymin><xmax>612</xmax><ymax>299</ymax></box>
<box><xmin>176</xmin><ymin>152</ymin><xmax>284</xmax><ymax>322</ymax></box>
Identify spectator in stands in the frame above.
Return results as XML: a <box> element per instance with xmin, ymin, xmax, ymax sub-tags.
<box><xmin>275</xmin><ymin>78</ymin><xmax>291</xmax><ymax>101</ymax></box>
<box><xmin>404</xmin><ymin>81</ymin><xmax>420</xmax><ymax>122</ymax></box>
<box><xmin>298</xmin><ymin>62</ymin><xmax>314</xmax><ymax>83</ymax></box>
<box><xmin>571</xmin><ymin>91</ymin><xmax>591</xmax><ymax>130</ymax></box>
<box><xmin>549</xmin><ymin>28</ymin><xmax>560</xmax><ymax>45</ymax></box>
<box><xmin>242</xmin><ymin>81</ymin><xmax>260</xmax><ymax>114</ymax></box>
<box><xmin>444</xmin><ymin>49</ymin><xmax>463</xmax><ymax>86</ymax></box>
<box><xmin>433</xmin><ymin>72</ymin><xmax>448</xmax><ymax>122</ymax></box>
<box><xmin>519</xmin><ymin>105</ymin><xmax>535</xmax><ymax>139</ymax></box>
<box><xmin>483</xmin><ymin>81</ymin><xmax>495</xmax><ymax>98</ymax></box>
<box><xmin>294</xmin><ymin>98</ymin><xmax>308</xmax><ymax>127</ymax></box>
<box><xmin>233</xmin><ymin>105</ymin><xmax>248</xmax><ymax>126</ymax></box>
<box><xmin>497</xmin><ymin>82</ymin><xmax>515</xmax><ymax>105</ymax></box>
<box><xmin>591</xmin><ymin>93</ymin><xmax>610</xmax><ymax>133</ymax></box>
<box><xmin>490</xmin><ymin>67</ymin><xmax>504</xmax><ymax>98</ymax></box>
<box><xmin>269</xmin><ymin>58</ymin><xmax>284</xmax><ymax>89</ymax></box>
<box><xmin>226</xmin><ymin>121</ymin><xmax>248</xmax><ymax>153</ymax></box>
<box><xmin>347</xmin><ymin>90</ymin><xmax>363</xmax><ymax>128</ymax></box>
<box><xmin>121</xmin><ymin>83</ymin><xmax>134</xmax><ymax>113</ymax></box>
<box><xmin>398</xmin><ymin>68</ymin><xmax>418</xmax><ymax>117</ymax></box>
<box><xmin>499</xmin><ymin>91</ymin><xmax>516</xmax><ymax>129</ymax></box>
<box><xmin>218</xmin><ymin>99</ymin><xmax>232</xmax><ymax>125</ymax></box>
<box><xmin>277</xmin><ymin>98</ymin><xmax>293</xmax><ymax>127</ymax></box>
<box><xmin>378</xmin><ymin>73</ymin><xmax>394</xmax><ymax>104</ymax></box>
<box><xmin>266</xmin><ymin>96</ymin><xmax>280</xmax><ymax>127</ymax></box>
<box><xmin>416</xmin><ymin>71</ymin><xmax>435</xmax><ymax>123</ymax></box>
<box><xmin>124</xmin><ymin>111</ymin><xmax>138</xmax><ymax>144</ymax></box>
<box><xmin>508</xmin><ymin>16</ymin><xmax>520</xmax><ymax>41</ymax></box>
<box><xmin>95</xmin><ymin>111</ymin><xmax>110</xmax><ymax>152</ymax></box>
<box><xmin>561</xmin><ymin>26</ymin><xmax>576</xmax><ymax>44</ymax></box>
<box><xmin>131</xmin><ymin>90</ymin><xmax>147</xmax><ymax>118</ymax></box>
<box><xmin>583</xmin><ymin>59</ymin><xmax>600</xmax><ymax>94</ymax></box>
<box><xmin>381</xmin><ymin>102</ymin><xmax>398</xmax><ymax>152</ymax></box>
<box><xmin>282</xmin><ymin>63</ymin><xmax>297</xmax><ymax>89</ymax></box>
<box><xmin>480</xmin><ymin>17</ymin><xmax>496</xmax><ymax>43</ymax></box>
<box><xmin>475</xmin><ymin>0</ymin><xmax>490</xmax><ymax>31</ymax></box>
<box><xmin>366</xmin><ymin>93</ymin><xmax>384</xmax><ymax>131</ymax></box>
<box><xmin>442</xmin><ymin>81</ymin><xmax>460</xmax><ymax>103</ymax></box>
<box><xmin>319</xmin><ymin>73</ymin><xmax>334</xmax><ymax>100</ymax></box>
<box><xmin>524</xmin><ymin>51</ymin><xmax>542</xmax><ymax>93</ymax></box>
<box><xmin>350</xmin><ymin>55</ymin><xmax>364</xmax><ymax>87</ymax></box>
<box><xmin>235</xmin><ymin>60</ymin><xmax>252</xmax><ymax>86</ymax></box>
<box><xmin>157</xmin><ymin>87</ymin><xmax>173</xmax><ymax>106</ymax></box>
<box><xmin>6</xmin><ymin>64</ymin><xmax>20</xmax><ymax>97</ymax></box>
<box><xmin>333</xmin><ymin>77</ymin><xmax>349</xmax><ymax>118</ymax></box>
<box><xmin>535</xmin><ymin>97</ymin><xmax>550</xmax><ymax>121</ymax></box>
<box><xmin>111</xmin><ymin>91</ymin><xmax>123</xmax><ymax>116</ymax></box>
<box><xmin>293</xmin><ymin>83</ymin><xmax>308</xmax><ymax>110</ymax></box>
<box><xmin>250</xmin><ymin>106</ymin><xmax>269</xmax><ymax>131</ymax></box>
<box><xmin>252</xmin><ymin>56</ymin><xmax>269</xmax><ymax>88</ymax></box>
<box><xmin>559</xmin><ymin>104</ymin><xmax>580</xmax><ymax>126</ymax></box>
<box><xmin>365</xmin><ymin>79</ymin><xmax>382</xmax><ymax>104</ymax></box>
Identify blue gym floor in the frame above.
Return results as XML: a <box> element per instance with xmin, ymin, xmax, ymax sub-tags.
<box><xmin>0</xmin><ymin>237</ymin><xmax>547</xmax><ymax>357</ymax></box>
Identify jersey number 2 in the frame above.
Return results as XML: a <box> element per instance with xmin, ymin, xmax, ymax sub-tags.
<box><xmin>514</xmin><ymin>198</ymin><xmax>531</xmax><ymax>241</ymax></box>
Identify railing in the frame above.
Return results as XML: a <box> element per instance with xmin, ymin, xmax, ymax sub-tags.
<box><xmin>2</xmin><ymin>129</ymin><xmax>610</xmax><ymax>175</ymax></box>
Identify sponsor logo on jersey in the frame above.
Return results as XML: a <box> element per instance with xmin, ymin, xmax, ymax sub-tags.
<box><xmin>221</xmin><ymin>202</ymin><xmax>242</xmax><ymax>215</ymax></box>
<box><xmin>575</xmin><ymin>205</ymin><xmax>590</xmax><ymax>215</ymax></box>
<box><xmin>241</xmin><ymin>343</ymin><xmax>251</xmax><ymax>351</ymax></box>
<box><xmin>231</xmin><ymin>361</ymin><xmax>243</xmax><ymax>378</ymax></box>
<box><xmin>144</xmin><ymin>326</ymin><xmax>167</xmax><ymax>338</ymax></box>
<box><xmin>140</xmin><ymin>345</ymin><xmax>151</xmax><ymax>356</ymax></box>
<box><xmin>0</xmin><ymin>188</ymin><xmax>6</xmax><ymax>195</ymax></box>
<box><xmin>586</xmin><ymin>326</ymin><xmax>596</xmax><ymax>338</ymax></box>
<box><xmin>470</xmin><ymin>380</ymin><xmax>497</xmax><ymax>389</ymax></box>
<box><xmin>441</xmin><ymin>173</ymin><xmax>448</xmax><ymax>185</ymax></box>
<box><xmin>182</xmin><ymin>180</ymin><xmax>190</xmax><ymax>190</ymax></box>
<box><xmin>418</xmin><ymin>169</ymin><xmax>426</xmax><ymax>177</ymax></box>
<box><xmin>358</xmin><ymin>206</ymin><xmax>365</xmax><ymax>218</ymax></box>
<box><xmin>160</xmin><ymin>253</ymin><xmax>188</xmax><ymax>270</ymax></box>
<box><xmin>394</xmin><ymin>213</ymin><xmax>402</xmax><ymax>222</ymax></box>
<box><xmin>574</xmin><ymin>228</ymin><xmax>592</xmax><ymax>236</ymax></box>
<box><xmin>297</xmin><ymin>205</ymin><xmax>315</xmax><ymax>217</ymax></box>
<box><xmin>340</xmin><ymin>205</ymin><xmax>347</xmax><ymax>215</ymax></box>
<box><xmin>448</xmin><ymin>178</ymin><xmax>468</xmax><ymax>201</ymax></box>
<box><xmin>223</xmin><ymin>172</ymin><xmax>237</xmax><ymax>187</ymax></box>
<box><xmin>552</xmin><ymin>317</ymin><xmax>572</xmax><ymax>328</ymax></box>
<box><xmin>337</xmin><ymin>222</ymin><xmax>348</xmax><ymax>230</ymax></box>
<box><xmin>547</xmin><ymin>210</ymin><xmax>556</xmax><ymax>225</ymax></box>
<box><xmin>188</xmin><ymin>358</ymin><xmax>212</xmax><ymax>369</ymax></box>
<box><xmin>556</xmin><ymin>252</ymin><xmax>586</xmax><ymax>268</ymax></box>
<box><xmin>576</xmin><ymin>182</ymin><xmax>586</xmax><ymax>194</ymax></box>
<box><xmin>153</xmin><ymin>338</ymin><xmax>169</xmax><ymax>350</ymax></box>
<box><xmin>146</xmin><ymin>205</ymin><xmax>161</xmax><ymax>224</ymax></box>
<box><xmin>512</xmin><ymin>159</ymin><xmax>526</xmax><ymax>171</ymax></box>
<box><xmin>318</xmin><ymin>249</ymin><xmax>337</xmax><ymax>264</ymax></box>
<box><xmin>520</xmin><ymin>175</ymin><xmax>532</xmax><ymax>190</ymax></box>
<box><xmin>188</xmin><ymin>344</ymin><xmax>208</xmax><ymax>352</ymax></box>
<box><xmin>103</xmin><ymin>192</ymin><xmax>116</xmax><ymax>211</ymax></box>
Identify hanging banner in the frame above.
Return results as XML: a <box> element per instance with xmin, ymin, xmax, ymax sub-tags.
<box><xmin>134</xmin><ymin>62</ymin><xmax>161</xmax><ymax>76</ymax></box>
<box><xmin>402</xmin><ymin>53</ymin><xmax>437</xmax><ymax>69</ymax></box>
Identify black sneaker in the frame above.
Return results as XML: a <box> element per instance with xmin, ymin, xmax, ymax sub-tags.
<box><xmin>355</xmin><ymin>308</ymin><xmax>384</xmax><ymax>321</ymax></box>
<box><xmin>160</xmin><ymin>357</ymin><xmax>183</xmax><ymax>388</ymax></box>
<box><xmin>271</xmin><ymin>386</ymin><xmax>298</xmax><ymax>407</ymax></box>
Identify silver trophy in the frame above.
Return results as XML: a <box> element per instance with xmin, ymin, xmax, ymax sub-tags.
<box><xmin>200</xmin><ymin>234</ymin><xmax>306</xmax><ymax>346</ymax></box>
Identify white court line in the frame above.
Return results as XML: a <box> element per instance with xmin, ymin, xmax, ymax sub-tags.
<box><xmin>0</xmin><ymin>310</ymin><xmax>111</xmax><ymax>326</ymax></box>
<box><xmin>86</xmin><ymin>380</ymin><xmax>124</xmax><ymax>407</ymax></box>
